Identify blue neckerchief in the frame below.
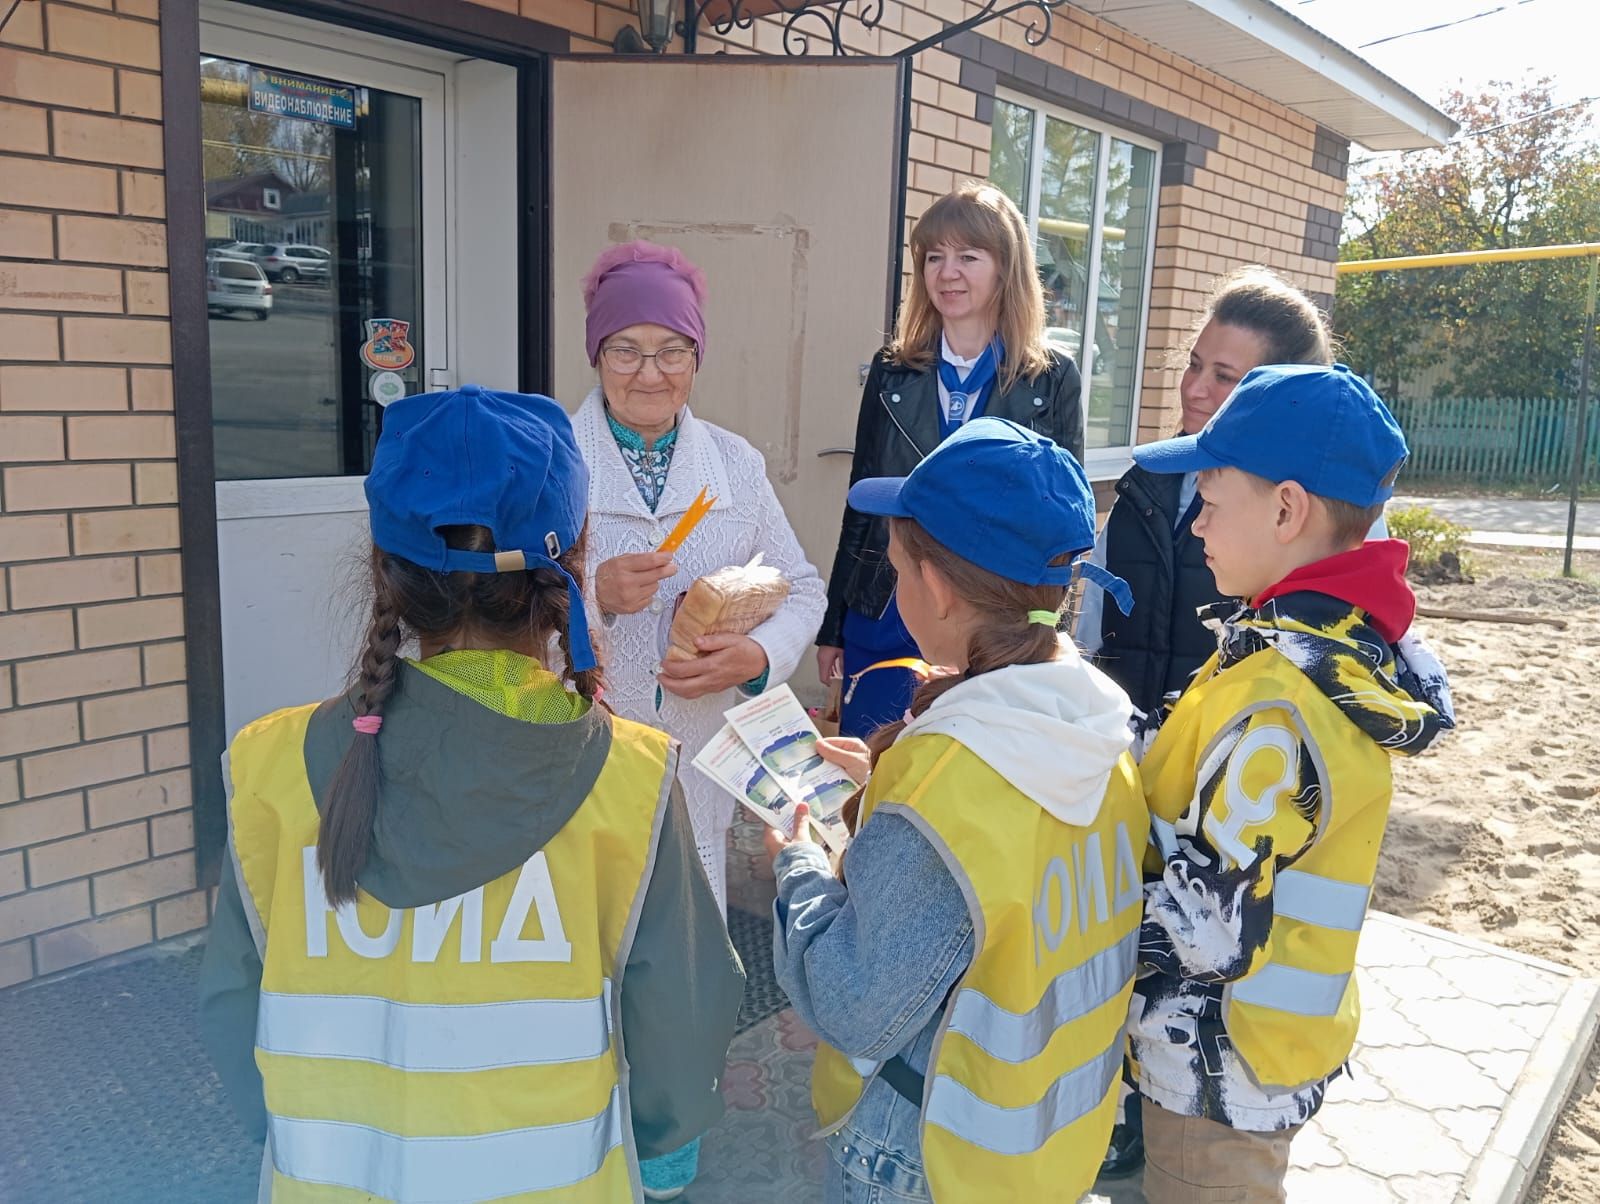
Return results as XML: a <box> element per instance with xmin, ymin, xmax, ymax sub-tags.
<box><xmin>936</xmin><ymin>338</ymin><xmax>1002</xmax><ymax>441</ymax></box>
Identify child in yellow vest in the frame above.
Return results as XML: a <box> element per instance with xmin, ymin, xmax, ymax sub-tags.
<box><xmin>198</xmin><ymin>385</ymin><xmax>744</xmax><ymax>1203</ymax></box>
<box><xmin>766</xmin><ymin>417</ymin><xmax>1149</xmax><ymax>1203</ymax></box>
<box><xmin>1124</xmin><ymin>365</ymin><xmax>1451</xmax><ymax>1202</ymax></box>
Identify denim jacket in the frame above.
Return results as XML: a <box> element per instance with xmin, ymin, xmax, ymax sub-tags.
<box><xmin>771</xmin><ymin>651</ymin><xmax>1140</xmax><ymax>1197</ymax></box>
<box><xmin>773</xmin><ymin>814</ymin><xmax>972</xmax><ymax>1191</ymax></box>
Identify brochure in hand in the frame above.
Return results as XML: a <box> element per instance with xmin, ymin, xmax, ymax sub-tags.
<box><xmin>691</xmin><ymin>685</ymin><xmax>853</xmax><ymax>853</ymax></box>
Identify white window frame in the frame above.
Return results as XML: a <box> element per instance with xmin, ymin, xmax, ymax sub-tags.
<box><xmin>995</xmin><ymin>88</ymin><xmax>1161</xmax><ymax>481</ymax></box>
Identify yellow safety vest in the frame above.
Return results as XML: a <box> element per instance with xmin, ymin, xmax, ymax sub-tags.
<box><xmin>226</xmin><ymin>703</ymin><xmax>676</xmax><ymax>1203</ymax></box>
<box><xmin>811</xmin><ymin>733</ymin><xmax>1148</xmax><ymax>1202</ymax></box>
<box><xmin>1141</xmin><ymin>648</ymin><xmax>1390</xmax><ymax>1092</ymax></box>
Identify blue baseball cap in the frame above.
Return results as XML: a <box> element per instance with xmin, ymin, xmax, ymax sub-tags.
<box><xmin>846</xmin><ymin>417</ymin><xmax>1133</xmax><ymax>615</ymax></box>
<box><xmin>364</xmin><ymin>384</ymin><xmax>597</xmax><ymax>672</ymax></box>
<box><xmin>1131</xmin><ymin>363</ymin><xmax>1407</xmax><ymax>506</ymax></box>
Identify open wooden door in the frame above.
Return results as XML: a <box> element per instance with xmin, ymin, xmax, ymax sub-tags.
<box><xmin>549</xmin><ymin>57</ymin><xmax>905</xmax><ymax>700</ymax></box>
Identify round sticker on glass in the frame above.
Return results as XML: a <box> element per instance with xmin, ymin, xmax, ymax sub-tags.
<box><xmin>370</xmin><ymin>371</ymin><xmax>406</xmax><ymax>406</ymax></box>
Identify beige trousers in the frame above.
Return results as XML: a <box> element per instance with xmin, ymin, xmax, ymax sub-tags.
<box><xmin>1140</xmin><ymin>1100</ymin><xmax>1299</xmax><ymax>1204</ymax></box>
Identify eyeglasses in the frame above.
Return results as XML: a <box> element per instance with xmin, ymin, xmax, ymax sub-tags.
<box><xmin>600</xmin><ymin>345</ymin><xmax>697</xmax><ymax>375</ymax></box>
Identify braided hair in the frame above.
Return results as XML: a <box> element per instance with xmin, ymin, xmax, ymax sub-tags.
<box><xmin>316</xmin><ymin>523</ymin><xmax>601</xmax><ymax>904</ymax></box>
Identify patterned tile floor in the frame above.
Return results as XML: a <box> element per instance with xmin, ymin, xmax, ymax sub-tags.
<box><xmin>1</xmin><ymin>809</ymin><xmax>1593</xmax><ymax>1202</ymax></box>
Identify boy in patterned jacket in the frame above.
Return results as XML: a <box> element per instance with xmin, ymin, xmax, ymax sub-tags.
<box><xmin>1122</xmin><ymin>364</ymin><xmax>1451</xmax><ymax>1202</ymax></box>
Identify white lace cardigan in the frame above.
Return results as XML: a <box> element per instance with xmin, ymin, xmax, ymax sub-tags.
<box><xmin>569</xmin><ymin>389</ymin><xmax>827</xmax><ymax>907</ymax></box>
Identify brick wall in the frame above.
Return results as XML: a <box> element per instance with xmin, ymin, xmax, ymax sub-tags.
<box><xmin>0</xmin><ymin>0</ymin><xmax>204</xmax><ymax>990</ymax></box>
<box><xmin>464</xmin><ymin>0</ymin><xmax>637</xmax><ymax>48</ymax></box>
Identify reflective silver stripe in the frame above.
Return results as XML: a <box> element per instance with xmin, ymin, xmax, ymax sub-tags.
<box><xmin>1230</xmin><ymin>963</ymin><xmax>1349</xmax><ymax>1017</ymax></box>
<box><xmin>924</xmin><ymin>1038</ymin><xmax>1121</xmax><ymax>1157</ymax></box>
<box><xmin>1149</xmin><ymin>815</ymin><xmax>1178</xmax><ymax>858</ymax></box>
<box><xmin>947</xmin><ymin>929</ymin><xmax>1137</xmax><ymax>1064</ymax></box>
<box><xmin>270</xmin><ymin>1087</ymin><xmax>624</xmax><ymax>1200</ymax></box>
<box><xmin>1274</xmin><ymin>870</ymin><xmax>1368</xmax><ymax>932</ymax></box>
<box><xmin>256</xmin><ymin>982</ymin><xmax>613</xmax><ymax>1070</ymax></box>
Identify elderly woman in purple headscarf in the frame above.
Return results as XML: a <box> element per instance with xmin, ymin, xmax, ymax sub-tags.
<box><xmin>573</xmin><ymin>240</ymin><xmax>826</xmax><ymax>910</ymax></box>
<box><xmin>573</xmin><ymin>241</ymin><xmax>825</xmax><ymax>1197</ymax></box>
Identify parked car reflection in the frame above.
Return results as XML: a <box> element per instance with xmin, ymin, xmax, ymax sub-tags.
<box><xmin>206</xmin><ymin>257</ymin><xmax>273</xmax><ymax>320</ymax></box>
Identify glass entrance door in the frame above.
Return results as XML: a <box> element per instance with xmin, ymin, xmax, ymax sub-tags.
<box><xmin>198</xmin><ymin>2</ymin><xmax>451</xmax><ymax>741</ymax></box>
<box><xmin>199</xmin><ymin>34</ymin><xmax>438</xmax><ymax>480</ymax></box>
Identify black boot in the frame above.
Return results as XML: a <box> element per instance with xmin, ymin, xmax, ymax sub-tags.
<box><xmin>1098</xmin><ymin>1093</ymin><xmax>1144</xmax><ymax>1179</ymax></box>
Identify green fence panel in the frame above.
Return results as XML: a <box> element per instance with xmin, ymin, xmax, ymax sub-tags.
<box><xmin>1391</xmin><ymin>396</ymin><xmax>1600</xmax><ymax>488</ymax></box>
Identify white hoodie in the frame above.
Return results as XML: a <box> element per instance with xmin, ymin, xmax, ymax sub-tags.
<box><xmin>899</xmin><ymin>639</ymin><xmax>1136</xmax><ymax>826</ymax></box>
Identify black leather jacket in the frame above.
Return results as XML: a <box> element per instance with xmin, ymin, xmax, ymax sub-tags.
<box><xmin>818</xmin><ymin>347</ymin><xmax>1084</xmax><ymax>646</ymax></box>
<box><xmin>1093</xmin><ymin>464</ymin><xmax>1228</xmax><ymax>716</ymax></box>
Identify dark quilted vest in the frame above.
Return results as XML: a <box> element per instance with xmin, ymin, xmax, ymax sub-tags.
<box><xmin>1096</xmin><ymin>465</ymin><xmax>1229</xmax><ymax>717</ymax></box>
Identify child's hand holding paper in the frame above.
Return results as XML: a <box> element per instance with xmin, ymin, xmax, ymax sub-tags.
<box><xmin>763</xmin><ymin>802</ymin><xmax>815</xmax><ymax>861</ymax></box>
<box><xmin>816</xmin><ymin>736</ymin><xmax>871</xmax><ymax>785</ymax></box>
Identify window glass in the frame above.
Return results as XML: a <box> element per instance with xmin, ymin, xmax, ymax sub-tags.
<box><xmin>201</xmin><ymin>55</ymin><xmax>423</xmax><ymax>479</ymax></box>
<box><xmin>990</xmin><ymin>101</ymin><xmax>1158</xmax><ymax>453</ymax></box>
<box><xmin>989</xmin><ymin>100</ymin><xmax>1034</xmax><ymax>213</ymax></box>
<box><xmin>1036</xmin><ymin>114</ymin><xmax>1098</xmax><ymax>374</ymax></box>
<box><xmin>1088</xmin><ymin>139</ymin><xmax>1155</xmax><ymax>449</ymax></box>
<box><xmin>215</xmin><ymin>260</ymin><xmax>263</xmax><ymax>280</ymax></box>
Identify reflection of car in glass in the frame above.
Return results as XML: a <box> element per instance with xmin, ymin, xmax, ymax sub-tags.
<box><xmin>206</xmin><ymin>257</ymin><xmax>272</xmax><ymax>320</ymax></box>
<box><xmin>208</xmin><ymin>240</ymin><xmax>258</xmax><ymax>260</ymax></box>
<box><xmin>251</xmin><ymin>243</ymin><xmax>331</xmax><ymax>284</ymax></box>
<box><xmin>1043</xmin><ymin>325</ymin><xmax>1113</xmax><ymax>378</ymax></box>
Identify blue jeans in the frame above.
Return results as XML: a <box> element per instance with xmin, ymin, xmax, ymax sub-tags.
<box><xmin>824</xmin><ymin>1119</ymin><xmax>932</xmax><ymax>1204</ymax></box>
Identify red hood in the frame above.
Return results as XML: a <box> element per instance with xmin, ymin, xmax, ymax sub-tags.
<box><xmin>1252</xmin><ymin>539</ymin><xmax>1415</xmax><ymax>644</ymax></box>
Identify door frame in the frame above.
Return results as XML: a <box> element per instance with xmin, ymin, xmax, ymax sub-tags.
<box><xmin>161</xmin><ymin>0</ymin><xmax>565</xmax><ymax>884</ymax></box>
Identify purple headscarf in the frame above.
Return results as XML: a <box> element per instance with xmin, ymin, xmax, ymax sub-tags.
<box><xmin>582</xmin><ymin>240</ymin><xmax>708</xmax><ymax>366</ymax></box>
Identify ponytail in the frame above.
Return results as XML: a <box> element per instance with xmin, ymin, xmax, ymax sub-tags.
<box><xmin>317</xmin><ymin>574</ymin><xmax>403</xmax><ymax>905</ymax></box>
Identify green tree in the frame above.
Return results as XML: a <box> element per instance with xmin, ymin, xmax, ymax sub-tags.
<box><xmin>1337</xmin><ymin>79</ymin><xmax>1600</xmax><ymax>400</ymax></box>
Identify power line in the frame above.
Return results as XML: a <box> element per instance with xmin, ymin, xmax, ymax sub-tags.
<box><xmin>1349</xmin><ymin>95</ymin><xmax>1595</xmax><ymax>169</ymax></box>
<box><xmin>1358</xmin><ymin>0</ymin><xmax>1541</xmax><ymax>49</ymax></box>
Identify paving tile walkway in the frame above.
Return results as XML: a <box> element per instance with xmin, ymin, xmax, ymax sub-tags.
<box><xmin>692</xmin><ymin>908</ymin><xmax>1600</xmax><ymax>1204</ymax></box>
<box><xmin>702</xmin><ymin>813</ymin><xmax>1600</xmax><ymax>1202</ymax></box>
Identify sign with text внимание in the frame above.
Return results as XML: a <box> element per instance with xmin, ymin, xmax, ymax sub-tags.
<box><xmin>248</xmin><ymin>66</ymin><xmax>356</xmax><ymax>129</ymax></box>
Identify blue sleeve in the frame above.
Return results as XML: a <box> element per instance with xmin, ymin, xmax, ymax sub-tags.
<box><xmin>771</xmin><ymin>812</ymin><xmax>973</xmax><ymax>1059</ymax></box>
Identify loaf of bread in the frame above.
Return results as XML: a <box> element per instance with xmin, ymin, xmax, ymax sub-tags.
<box><xmin>665</xmin><ymin>561</ymin><xmax>790</xmax><ymax>661</ymax></box>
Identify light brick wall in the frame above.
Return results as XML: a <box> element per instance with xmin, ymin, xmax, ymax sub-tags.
<box><xmin>0</xmin><ymin>0</ymin><xmax>203</xmax><ymax>990</ymax></box>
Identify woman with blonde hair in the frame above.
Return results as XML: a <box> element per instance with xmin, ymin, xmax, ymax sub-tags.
<box><xmin>817</xmin><ymin>181</ymin><xmax>1084</xmax><ymax>738</ymax></box>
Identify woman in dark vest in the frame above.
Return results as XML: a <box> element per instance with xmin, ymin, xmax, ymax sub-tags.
<box><xmin>1079</xmin><ymin>267</ymin><xmax>1333</xmax><ymax>724</ymax></box>
<box><xmin>1080</xmin><ymin>267</ymin><xmax>1332</xmax><ymax>1179</ymax></box>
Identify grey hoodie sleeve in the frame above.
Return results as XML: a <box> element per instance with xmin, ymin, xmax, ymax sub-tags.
<box><xmin>771</xmin><ymin>812</ymin><xmax>973</xmax><ymax>1058</ymax></box>
<box><xmin>622</xmin><ymin>779</ymin><xmax>746</xmax><ymax>1159</ymax></box>
<box><xmin>197</xmin><ymin>857</ymin><xmax>268</xmax><ymax>1144</ymax></box>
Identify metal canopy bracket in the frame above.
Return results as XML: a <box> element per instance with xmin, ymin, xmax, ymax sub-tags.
<box><xmin>679</xmin><ymin>0</ymin><xmax>1067</xmax><ymax>58</ymax></box>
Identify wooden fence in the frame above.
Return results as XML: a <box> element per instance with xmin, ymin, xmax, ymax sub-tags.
<box><xmin>1388</xmin><ymin>396</ymin><xmax>1600</xmax><ymax>488</ymax></box>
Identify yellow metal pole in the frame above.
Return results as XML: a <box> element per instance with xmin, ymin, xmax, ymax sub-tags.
<box><xmin>1336</xmin><ymin>243</ymin><xmax>1600</xmax><ymax>274</ymax></box>
<box><xmin>1564</xmin><ymin>255</ymin><xmax>1597</xmax><ymax>577</ymax></box>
